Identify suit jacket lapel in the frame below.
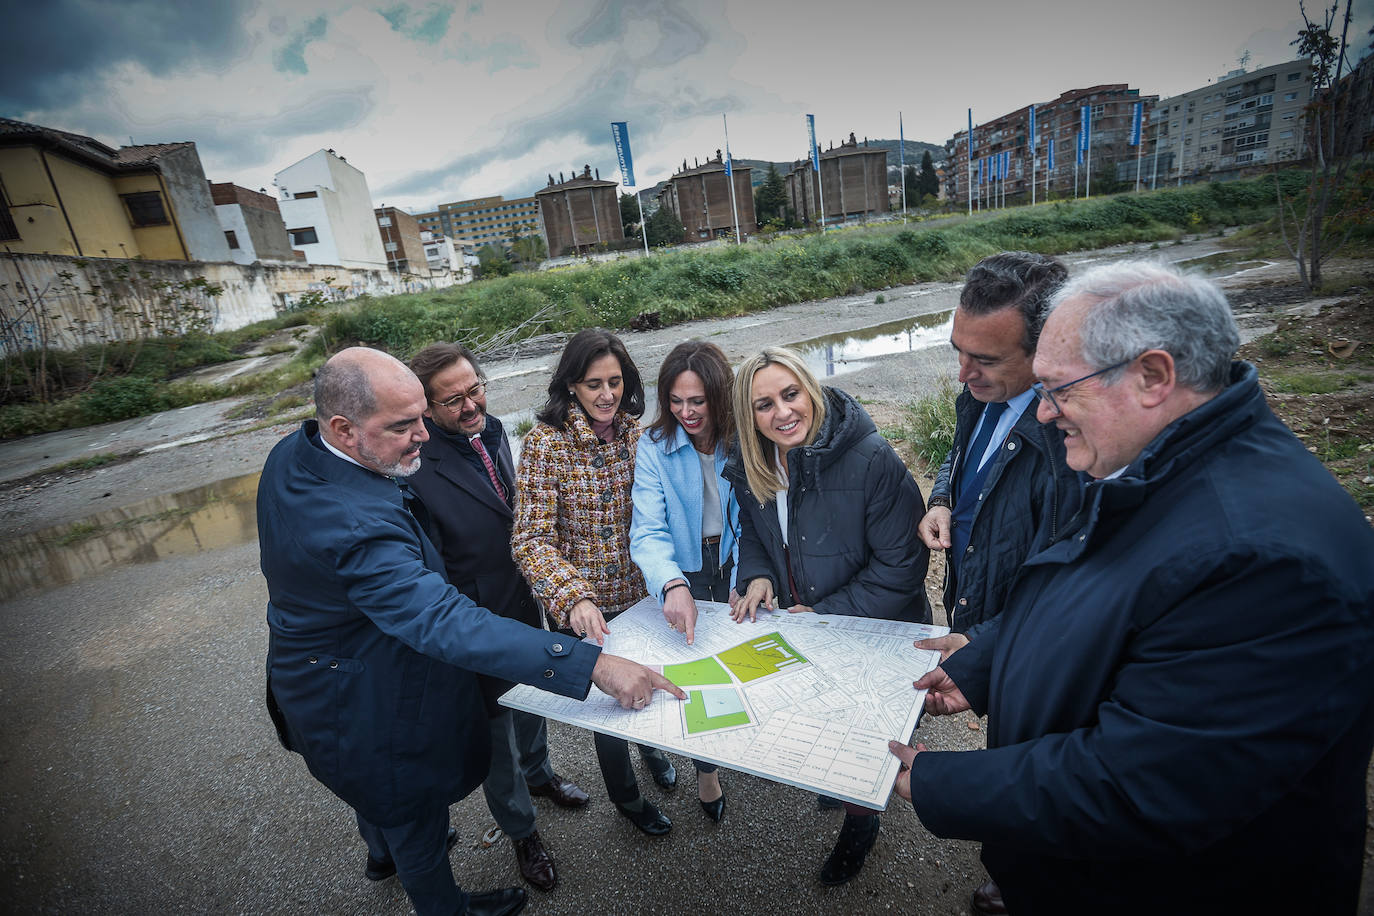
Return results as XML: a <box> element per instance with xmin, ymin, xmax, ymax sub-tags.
<box><xmin>431</xmin><ymin>447</ymin><xmax>513</xmax><ymax>519</ymax></box>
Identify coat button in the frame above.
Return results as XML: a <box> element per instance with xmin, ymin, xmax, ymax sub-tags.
<box><xmin>600</xmin><ymin>526</ymin><xmax>614</xmax><ymax>538</ymax></box>
<box><xmin>308</xmin><ymin>656</ymin><xmax>318</xmax><ymax>664</ymax></box>
<box><xmin>592</xmin><ymin>455</ymin><xmax>605</xmax><ymax>468</ymax></box>
<box><xmin>543</xmin><ymin>669</ymin><xmax>555</xmax><ymax>678</ymax></box>
<box><xmin>959</xmin><ymin>598</ymin><xmax>968</xmax><ymax>606</ymax></box>
<box><xmin>618</xmin><ymin>448</ymin><xmax>630</xmax><ymax>460</ymax></box>
<box><xmin>965</xmin><ymin>545</ymin><xmax>975</xmax><ymax>553</ymax></box>
<box><xmin>605</xmin><ymin>563</ymin><xmax>619</xmax><ymax>576</ymax></box>
<box><xmin>600</xmin><ymin>490</ymin><xmax>613</xmax><ymax>503</ymax></box>
<box><xmin>552</xmin><ymin>642</ymin><xmax>564</xmax><ymax>652</ymax></box>
<box><xmin>1007</xmin><ymin>441</ymin><xmax>1016</xmax><ymax>450</ymax></box>
<box><xmin>329</xmin><ymin>659</ymin><xmax>339</xmax><ymax>669</ymax></box>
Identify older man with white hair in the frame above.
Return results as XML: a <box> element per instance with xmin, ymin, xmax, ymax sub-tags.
<box><xmin>890</xmin><ymin>262</ymin><xmax>1374</xmax><ymax>914</ymax></box>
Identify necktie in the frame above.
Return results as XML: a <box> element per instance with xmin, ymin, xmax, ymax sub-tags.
<box><xmin>958</xmin><ymin>401</ymin><xmax>1008</xmax><ymax>499</ymax></box>
<box><xmin>470</xmin><ymin>435</ymin><xmax>507</xmax><ymax>502</ymax></box>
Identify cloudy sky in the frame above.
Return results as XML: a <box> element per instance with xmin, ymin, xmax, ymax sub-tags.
<box><xmin>4</xmin><ymin>0</ymin><xmax>1371</xmax><ymax>213</ymax></box>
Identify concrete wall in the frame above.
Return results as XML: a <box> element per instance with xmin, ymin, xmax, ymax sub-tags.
<box><xmin>0</xmin><ymin>251</ymin><xmax>457</xmax><ymax>351</ymax></box>
<box><xmin>158</xmin><ymin>145</ymin><xmax>231</xmax><ymax>263</ymax></box>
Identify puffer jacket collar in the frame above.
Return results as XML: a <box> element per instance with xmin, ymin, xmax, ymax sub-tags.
<box><xmin>785</xmin><ymin>386</ymin><xmax>873</xmax><ymax>486</ymax></box>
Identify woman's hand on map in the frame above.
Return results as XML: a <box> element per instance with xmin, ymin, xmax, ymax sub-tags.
<box><xmin>730</xmin><ymin>578</ymin><xmax>775</xmax><ymax>623</ymax></box>
<box><xmin>661</xmin><ymin>582</ymin><xmax>699</xmax><ymax>645</ymax></box>
<box><xmin>570</xmin><ymin>599</ymin><xmax>610</xmax><ymax>646</ymax></box>
<box><xmin>887</xmin><ymin>741</ymin><xmax>928</xmax><ymax>801</ymax></box>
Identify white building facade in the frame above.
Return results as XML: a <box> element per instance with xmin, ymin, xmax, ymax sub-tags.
<box><xmin>273</xmin><ymin>150</ymin><xmax>386</xmax><ymax>270</ymax></box>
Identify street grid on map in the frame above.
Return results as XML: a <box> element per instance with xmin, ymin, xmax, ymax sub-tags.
<box><xmin>500</xmin><ymin>597</ymin><xmax>946</xmax><ymax>808</ymax></box>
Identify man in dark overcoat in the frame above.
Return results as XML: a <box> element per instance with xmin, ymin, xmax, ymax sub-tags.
<box><xmin>892</xmin><ymin>262</ymin><xmax>1374</xmax><ymax>915</ymax></box>
<box><xmin>259</xmin><ymin>347</ymin><xmax>679</xmax><ymax>916</ymax></box>
<box><xmin>406</xmin><ymin>342</ymin><xmax>590</xmax><ymax>894</ymax></box>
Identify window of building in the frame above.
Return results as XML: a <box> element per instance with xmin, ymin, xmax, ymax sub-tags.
<box><xmin>378</xmin><ymin>215</ymin><xmax>392</xmax><ymax>227</ymax></box>
<box><xmin>1287</xmin><ymin>72</ymin><xmax>1301</xmax><ymax>81</ymax></box>
<box><xmin>1091</xmin><ymin>105</ymin><xmax>1104</xmax><ymax>116</ymax></box>
<box><xmin>294</xmin><ymin>190</ymin><xmax>319</xmax><ymax>199</ymax></box>
<box><xmin>384</xmin><ymin>241</ymin><xmax>398</xmax><ymax>252</ymax></box>
<box><xmin>1279</xmin><ymin>129</ymin><xmax>1295</xmax><ymax>139</ymax></box>
<box><xmin>0</xmin><ymin>178</ymin><xmax>19</xmax><ymax>242</ymax></box>
<box><xmin>121</xmin><ymin>191</ymin><xmax>169</xmax><ymax>227</ymax></box>
<box><xmin>1259</xmin><ymin>94</ymin><xmax>1273</xmax><ymax>106</ymax></box>
<box><xmin>288</xmin><ymin>227</ymin><xmax>319</xmax><ymax>246</ymax></box>
<box><xmin>1284</xmin><ymin>92</ymin><xmax>1298</xmax><ymax>102</ymax></box>
<box><xmin>1282</xmin><ymin>112</ymin><xmax>1296</xmax><ymax>121</ymax></box>
<box><xmin>225</xmin><ymin>230</ymin><xmax>240</xmax><ymax>249</ymax></box>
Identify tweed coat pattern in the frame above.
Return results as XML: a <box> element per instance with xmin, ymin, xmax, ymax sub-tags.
<box><xmin>512</xmin><ymin>407</ymin><xmax>647</xmax><ymax>628</ymax></box>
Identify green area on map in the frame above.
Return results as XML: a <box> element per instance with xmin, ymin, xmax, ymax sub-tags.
<box><xmin>662</xmin><ymin>656</ymin><xmax>732</xmax><ymax>687</ymax></box>
<box><xmin>717</xmin><ymin>632</ymin><xmax>808</xmax><ymax>682</ymax></box>
<box><xmin>683</xmin><ymin>689</ymin><xmax>752</xmax><ymax>734</ymax></box>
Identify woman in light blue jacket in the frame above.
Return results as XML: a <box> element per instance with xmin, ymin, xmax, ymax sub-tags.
<box><xmin>630</xmin><ymin>340</ymin><xmax>739</xmax><ymax>822</ymax></box>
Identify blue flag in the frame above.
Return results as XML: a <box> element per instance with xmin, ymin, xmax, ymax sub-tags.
<box><xmin>1077</xmin><ymin>106</ymin><xmax>1088</xmax><ymax>165</ymax></box>
<box><xmin>611</xmin><ymin>122</ymin><xmax>635</xmax><ymax>187</ymax></box>
<box><xmin>725</xmin><ymin>149</ymin><xmax>732</xmax><ymax>176</ymax></box>
<box><xmin>1130</xmin><ymin>101</ymin><xmax>1143</xmax><ymax>146</ymax></box>
<box><xmin>1001</xmin><ymin>150</ymin><xmax>1009</xmax><ymax>180</ymax></box>
<box><xmin>807</xmin><ymin>114</ymin><xmax>820</xmax><ymax>172</ymax></box>
<box><xmin>967</xmin><ymin>109</ymin><xmax>974</xmax><ymax>157</ymax></box>
<box><xmin>1048</xmin><ymin>135</ymin><xmax>1055</xmax><ymax>171</ymax></box>
<box><xmin>1028</xmin><ymin>104</ymin><xmax>1036</xmax><ymax>145</ymax></box>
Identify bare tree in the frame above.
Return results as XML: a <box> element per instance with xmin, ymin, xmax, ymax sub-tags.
<box><xmin>1275</xmin><ymin>0</ymin><xmax>1374</xmax><ymax>290</ymax></box>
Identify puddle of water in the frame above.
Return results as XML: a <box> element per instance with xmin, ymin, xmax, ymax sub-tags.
<box><xmin>1</xmin><ymin>472</ymin><xmax>261</xmax><ymax>598</ymax></box>
<box><xmin>791</xmin><ymin>310</ymin><xmax>953</xmax><ymax>379</ymax></box>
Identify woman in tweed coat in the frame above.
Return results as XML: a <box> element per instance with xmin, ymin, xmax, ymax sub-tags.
<box><xmin>512</xmin><ymin>328</ymin><xmax>679</xmax><ymax>837</ymax></box>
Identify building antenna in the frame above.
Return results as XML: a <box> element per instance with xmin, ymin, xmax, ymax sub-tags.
<box><xmin>1238</xmin><ymin>49</ymin><xmax>1251</xmax><ymax>71</ymax></box>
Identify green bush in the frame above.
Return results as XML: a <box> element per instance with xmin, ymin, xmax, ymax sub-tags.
<box><xmin>82</xmin><ymin>376</ymin><xmax>164</xmax><ymax>423</ymax></box>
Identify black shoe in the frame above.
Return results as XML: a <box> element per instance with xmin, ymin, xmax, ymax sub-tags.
<box><xmin>365</xmin><ymin>826</ymin><xmax>458</xmax><ymax>881</ymax></box>
<box><xmin>614</xmin><ymin>799</ymin><xmax>672</xmax><ymax>836</ymax></box>
<box><xmin>466</xmin><ymin>886</ymin><xmax>527</xmax><ymax>916</ymax></box>
<box><xmin>652</xmin><ymin>761</ymin><xmax>677</xmax><ymax>790</ymax></box>
<box><xmin>699</xmin><ymin>788</ymin><xmax>726</xmax><ymax>823</ymax></box>
<box><xmin>818</xmin><ymin>814</ymin><xmax>879</xmax><ymax>886</ymax></box>
<box><xmin>817</xmin><ymin>794</ymin><xmax>844</xmax><ymax>811</ymax></box>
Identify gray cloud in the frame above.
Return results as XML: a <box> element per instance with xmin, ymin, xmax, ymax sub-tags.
<box><xmin>0</xmin><ymin>0</ymin><xmax>255</xmax><ymax>112</ymax></box>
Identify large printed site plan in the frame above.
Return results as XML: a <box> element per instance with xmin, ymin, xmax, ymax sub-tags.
<box><xmin>500</xmin><ymin>597</ymin><xmax>947</xmax><ymax>808</ymax></box>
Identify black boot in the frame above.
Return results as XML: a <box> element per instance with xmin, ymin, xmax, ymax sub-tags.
<box><xmin>819</xmin><ymin>814</ymin><xmax>879</xmax><ymax>886</ymax></box>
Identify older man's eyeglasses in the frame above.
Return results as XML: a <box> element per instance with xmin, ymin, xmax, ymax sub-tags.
<box><xmin>1031</xmin><ymin>358</ymin><xmax>1132</xmax><ymax>416</ymax></box>
<box><xmin>432</xmin><ymin>382</ymin><xmax>488</xmax><ymax>410</ymax></box>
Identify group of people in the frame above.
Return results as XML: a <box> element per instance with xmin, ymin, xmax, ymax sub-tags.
<box><xmin>257</xmin><ymin>251</ymin><xmax>1374</xmax><ymax>916</ymax></box>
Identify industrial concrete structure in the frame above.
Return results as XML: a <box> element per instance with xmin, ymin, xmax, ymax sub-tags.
<box><xmin>944</xmin><ymin>85</ymin><xmax>1157</xmax><ymax>203</ymax></box>
<box><xmin>784</xmin><ymin>133</ymin><xmax>889</xmax><ymax>226</ymax></box>
<box><xmin>413</xmin><ymin>195</ymin><xmax>541</xmax><ymax>253</ymax></box>
<box><xmin>274</xmin><ymin>149</ymin><xmax>386</xmax><ymax>270</ymax></box>
<box><xmin>0</xmin><ymin>117</ymin><xmax>229</xmax><ymax>262</ymax></box>
<box><xmin>534</xmin><ymin>166</ymin><xmax>624</xmax><ymax>257</ymax></box>
<box><xmin>656</xmin><ymin>151</ymin><xmax>755</xmax><ymax>240</ymax></box>
<box><xmin>209</xmin><ymin>182</ymin><xmax>296</xmax><ymax>266</ymax></box>
<box><xmin>374</xmin><ymin>206</ymin><xmax>429</xmax><ymax>277</ymax></box>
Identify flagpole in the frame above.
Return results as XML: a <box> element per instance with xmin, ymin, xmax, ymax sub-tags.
<box><xmin>722</xmin><ymin>114</ymin><xmax>741</xmax><ymax>245</ymax></box>
<box><xmin>966</xmin><ymin>109</ymin><xmax>973</xmax><ymax>217</ymax></box>
<box><xmin>1132</xmin><ymin>101</ymin><xmax>1144</xmax><ymax>192</ymax></box>
<box><xmin>1085</xmin><ymin>108</ymin><xmax>1092</xmax><ymax>200</ymax></box>
<box><xmin>1029</xmin><ymin>104</ymin><xmax>1037</xmax><ymax>207</ymax></box>
<box><xmin>899</xmin><ymin>112</ymin><xmax>907</xmax><ymax>223</ymax></box>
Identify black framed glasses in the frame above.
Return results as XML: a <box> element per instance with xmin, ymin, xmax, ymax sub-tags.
<box><xmin>1031</xmin><ymin>358</ymin><xmax>1133</xmax><ymax>416</ymax></box>
<box><xmin>432</xmin><ymin>381</ymin><xmax>488</xmax><ymax>410</ymax></box>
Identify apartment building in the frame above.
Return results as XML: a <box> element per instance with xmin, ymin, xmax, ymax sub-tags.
<box><xmin>274</xmin><ymin>149</ymin><xmax>386</xmax><ymax>270</ymax></box>
<box><xmin>210</xmin><ymin>182</ymin><xmax>296</xmax><ymax>265</ymax></box>
<box><xmin>374</xmin><ymin>206</ymin><xmax>429</xmax><ymax>276</ymax></box>
<box><xmin>413</xmin><ymin>195</ymin><xmax>541</xmax><ymax>253</ymax></box>
<box><xmin>784</xmin><ymin>133</ymin><xmax>889</xmax><ymax>226</ymax></box>
<box><xmin>1154</xmin><ymin>60</ymin><xmax>1313</xmax><ymax>181</ymax></box>
<box><xmin>656</xmin><ymin>151</ymin><xmax>755</xmax><ymax>240</ymax></box>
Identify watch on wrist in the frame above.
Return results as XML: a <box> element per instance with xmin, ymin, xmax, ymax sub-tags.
<box><xmin>928</xmin><ymin>495</ymin><xmax>952</xmax><ymax>509</ymax></box>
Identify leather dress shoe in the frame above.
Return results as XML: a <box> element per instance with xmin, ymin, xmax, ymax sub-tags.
<box><xmin>818</xmin><ymin>813</ymin><xmax>879</xmax><ymax>886</ymax></box>
<box><xmin>971</xmin><ymin>878</ymin><xmax>1008</xmax><ymax>915</ymax></box>
<box><xmin>526</xmin><ymin>773</ymin><xmax>590</xmax><ymax>808</ymax></box>
<box><xmin>512</xmin><ymin>830</ymin><xmax>557</xmax><ymax>892</ymax></box>
<box><xmin>699</xmin><ymin>788</ymin><xmax>726</xmax><ymax>823</ymax></box>
<box><xmin>465</xmin><ymin>886</ymin><xmax>527</xmax><ymax>916</ymax></box>
<box><xmin>614</xmin><ymin>799</ymin><xmax>672</xmax><ymax>836</ymax></box>
<box><xmin>650</xmin><ymin>760</ymin><xmax>677</xmax><ymax>790</ymax></box>
<box><xmin>365</xmin><ymin>826</ymin><xmax>457</xmax><ymax>881</ymax></box>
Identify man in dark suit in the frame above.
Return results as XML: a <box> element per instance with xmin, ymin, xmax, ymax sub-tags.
<box><xmin>916</xmin><ymin>251</ymin><xmax>1077</xmax><ymax>914</ymax></box>
<box><xmin>891</xmin><ymin>262</ymin><xmax>1374</xmax><ymax>915</ymax></box>
<box><xmin>259</xmin><ymin>347</ymin><xmax>681</xmax><ymax>916</ymax></box>
<box><xmin>406</xmin><ymin>342</ymin><xmax>588</xmax><ymax>894</ymax></box>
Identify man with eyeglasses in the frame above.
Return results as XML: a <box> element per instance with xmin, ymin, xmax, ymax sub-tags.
<box><xmin>406</xmin><ymin>342</ymin><xmax>591</xmax><ymax>895</ymax></box>
<box><xmin>916</xmin><ymin>251</ymin><xmax>1080</xmax><ymax>915</ymax></box>
<box><xmin>891</xmin><ymin>261</ymin><xmax>1374</xmax><ymax>914</ymax></box>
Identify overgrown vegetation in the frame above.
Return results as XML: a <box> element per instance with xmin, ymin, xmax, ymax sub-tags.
<box><xmin>0</xmin><ymin>172</ymin><xmax>1311</xmax><ymax>438</ymax></box>
<box><xmin>886</xmin><ymin>378</ymin><xmax>960</xmax><ymax>469</ymax></box>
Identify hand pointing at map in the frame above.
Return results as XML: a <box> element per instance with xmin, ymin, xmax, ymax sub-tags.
<box><xmin>591</xmin><ymin>653</ymin><xmax>686</xmax><ymax>709</ymax></box>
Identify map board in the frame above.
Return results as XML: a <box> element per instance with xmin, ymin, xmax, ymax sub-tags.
<box><xmin>499</xmin><ymin>597</ymin><xmax>947</xmax><ymax>809</ymax></box>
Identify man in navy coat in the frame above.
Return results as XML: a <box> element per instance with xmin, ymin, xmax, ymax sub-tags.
<box><xmin>891</xmin><ymin>262</ymin><xmax>1374</xmax><ymax>914</ymax></box>
<box><xmin>406</xmin><ymin>341</ymin><xmax>589</xmax><ymax>893</ymax></box>
<box><xmin>259</xmin><ymin>347</ymin><xmax>680</xmax><ymax>916</ymax></box>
